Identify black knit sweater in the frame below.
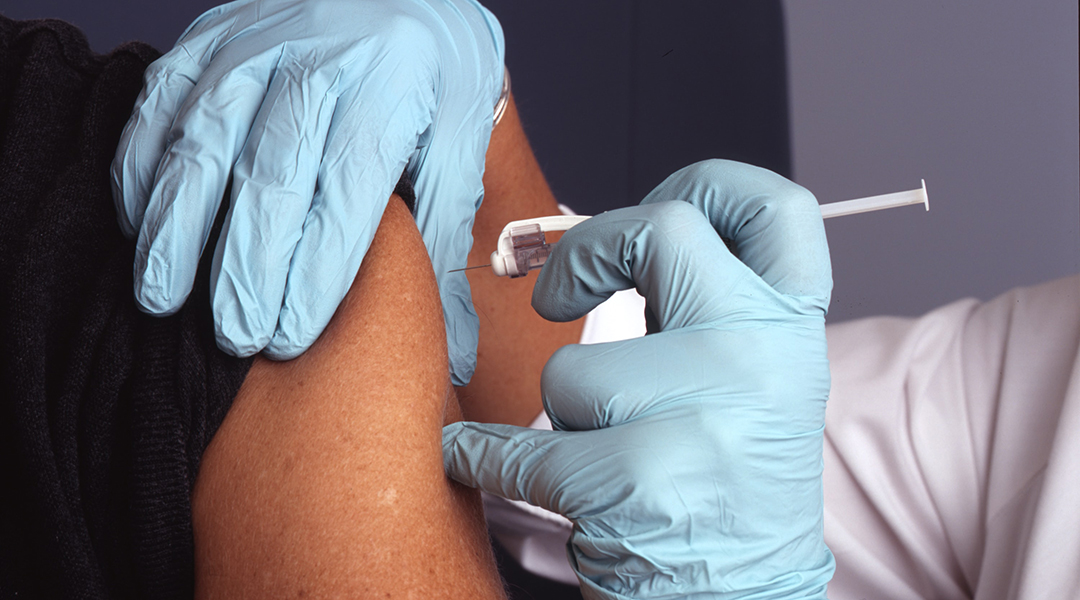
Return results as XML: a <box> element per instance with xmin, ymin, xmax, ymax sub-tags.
<box><xmin>0</xmin><ymin>16</ymin><xmax>253</xmax><ymax>599</ymax></box>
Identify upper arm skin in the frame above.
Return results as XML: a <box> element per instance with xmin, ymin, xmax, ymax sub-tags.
<box><xmin>191</xmin><ymin>198</ymin><xmax>506</xmax><ymax>599</ymax></box>
<box><xmin>191</xmin><ymin>91</ymin><xmax>583</xmax><ymax>598</ymax></box>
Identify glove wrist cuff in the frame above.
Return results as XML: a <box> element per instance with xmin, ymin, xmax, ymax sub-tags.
<box><xmin>493</xmin><ymin>67</ymin><xmax>511</xmax><ymax>125</ymax></box>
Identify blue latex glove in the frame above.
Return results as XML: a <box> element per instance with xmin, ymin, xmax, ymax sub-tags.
<box><xmin>443</xmin><ymin>160</ymin><xmax>836</xmax><ymax>598</ymax></box>
<box><xmin>111</xmin><ymin>0</ymin><xmax>504</xmax><ymax>384</ymax></box>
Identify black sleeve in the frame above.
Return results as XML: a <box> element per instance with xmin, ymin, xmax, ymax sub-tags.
<box><xmin>0</xmin><ymin>16</ymin><xmax>253</xmax><ymax>600</ymax></box>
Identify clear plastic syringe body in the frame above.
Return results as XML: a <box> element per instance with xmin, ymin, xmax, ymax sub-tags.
<box><xmin>478</xmin><ymin>181</ymin><xmax>930</xmax><ymax>277</ymax></box>
<box><xmin>820</xmin><ymin>179</ymin><xmax>929</xmax><ymax>219</ymax></box>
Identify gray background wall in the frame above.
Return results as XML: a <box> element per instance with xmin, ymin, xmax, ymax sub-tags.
<box><xmin>3</xmin><ymin>1</ymin><xmax>1077</xmax><ymax>323</ymax></box>
<box><xmin>785</xmin><ymin>1</ymin><xmax>1079</xmax><ymax>321</ymax></box>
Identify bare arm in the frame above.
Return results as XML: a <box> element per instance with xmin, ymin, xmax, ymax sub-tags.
<box><xmin>191</xmin><ymin>91</ymin><xmax>579</xmax><ymax>598</ymax></box>
<box><xmin>191</xmin><ymin>197</ymin><xmax>506</xmax><ymax>599</ymax></box>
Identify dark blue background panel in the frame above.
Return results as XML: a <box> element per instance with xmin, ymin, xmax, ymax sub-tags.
<box><xmin>485</xmin><ymin>0</ymin><xmax>790</xmax><ymax>215</ymax></box>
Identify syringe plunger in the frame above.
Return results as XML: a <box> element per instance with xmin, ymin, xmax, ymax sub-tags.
<box><xmin>476</xmin><ymin>182</ymin><xmax>930</xmax><ymax>278</ymax></box>
<box><xmin>819</xmin><ymin>179</ymin><xmax>929</xmax><ymax>219</ymax></box>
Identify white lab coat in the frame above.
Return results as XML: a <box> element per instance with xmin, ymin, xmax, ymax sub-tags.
<box><xmin>484</xmin><ymin>275</ymin><xmax>1080</xmax><ymax>599</ymax></box>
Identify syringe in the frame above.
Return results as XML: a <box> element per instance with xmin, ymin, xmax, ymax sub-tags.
<box><xmin>819</xmin><ymin>179</ymin><xmax>928</xmax><ymax>219</ymax></box>
<box><xmin>453</xmin><ymin>180</ymin><xmax>929</xmax><ymax>278</ymax></box>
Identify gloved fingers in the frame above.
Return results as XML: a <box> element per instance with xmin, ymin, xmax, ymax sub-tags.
<box><xmin>415</xmin><ymin>183</ymin><xmax>485</xmax><ymax>384</ymax></box>
<box><xmin>109</xmin><ymin>0</ymin><xmax>246</xmax><ymax>238</ymax></box>
<box><xmin>539</xmin><ymin>336</ymin><xmax>665</xmax><ymax>431</ymax></box>
<box><xmin>411</xmin><ymin>106</ymin><xmax>494</xmax><ymax>386</ymax></box>
<box><xmin>111</xmin><ymin>53</ymin><xmax>204</xmax><ymax>239</ymax></box>
<box><xmin>259</xmin><ymin>65</ymin><xmax>434</xmax><ymax>359</ymax></box>
<box><xmin>132</xmin><ymin>61</ymin><xmax>270</xmax><ymax>316</ymax></box>
<box><xmin>639</xmin><ymin>159</ymin><xmax>832</xmax><ymax>315</ymax></box>
<box><xmin>542</xmin><ymin>325</ymin><xmax>829</xmax><ymax>432</ymax></box>
<box><xmin>440</xmin><ymin>270</ymin><xmax>481</xmax><ymax>387</ymax></box>
<box><xmin>534</xmin><ymin>201</ymin><xmax>774</xmax><ymax>332</ymax></box>
<box><xmin>442</xmin><ymin>421</ymin><xmax>596</xmax><ymax>518</ymax></box>
<box><xmin>408</xmin><ymin>4</ymin><xmax>503</xmax><ymax>385</ymax></box>
<box><xmin>208</xmin><ymin>59</ymin><xmax>339</xmax><ymax>356</ymax></box>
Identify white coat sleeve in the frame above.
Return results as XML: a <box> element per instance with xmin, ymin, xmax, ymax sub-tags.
<box><xmin>823</xmin><ymin>275</ymin><xmax>1080</xmax><ymax>600</ymax></box>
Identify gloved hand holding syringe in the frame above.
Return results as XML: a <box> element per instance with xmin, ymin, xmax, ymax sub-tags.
<box><xmin>453</xmin><ymin>179</ymin><xmax>929</xmax><ymax>278</ymax></box>
<box><xmin>444</xmin><ymin>159</ymin><xmax>844</xmax><ymax>599</ymax></box>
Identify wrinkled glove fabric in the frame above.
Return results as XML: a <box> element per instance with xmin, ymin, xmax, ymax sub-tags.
<box><xmin>111</xmin><ymin>0</ymin><xmax>505</xmax><ymax>384</ymax></box>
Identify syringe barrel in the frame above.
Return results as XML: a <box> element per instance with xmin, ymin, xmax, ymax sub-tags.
<box><xmin>820</xmin><ymin>180</ymin><xmax>928</xmax><ymax>219</ymax></box>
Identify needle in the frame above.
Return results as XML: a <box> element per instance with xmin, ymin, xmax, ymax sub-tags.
<box><xmin>448</xmin><ymin>264</ymin><xmax>492</xmax><ymax>273</ymax></box>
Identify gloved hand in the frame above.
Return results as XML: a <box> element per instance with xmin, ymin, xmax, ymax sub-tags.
<box><xmin>443</xmin><ymin>160</ymin><xmax>837</xmax><ymax>598</ymax></box>
<box><xmin>111</xmin><ymin>0</ymin><xmax>504</xmax><ymax>384</ymax></box>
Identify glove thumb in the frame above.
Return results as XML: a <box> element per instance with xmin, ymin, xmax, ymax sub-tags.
<box><xmin>442</xmin><ymin>421</ymin><xmax>579</xmax><ymax>516</ymax></box>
